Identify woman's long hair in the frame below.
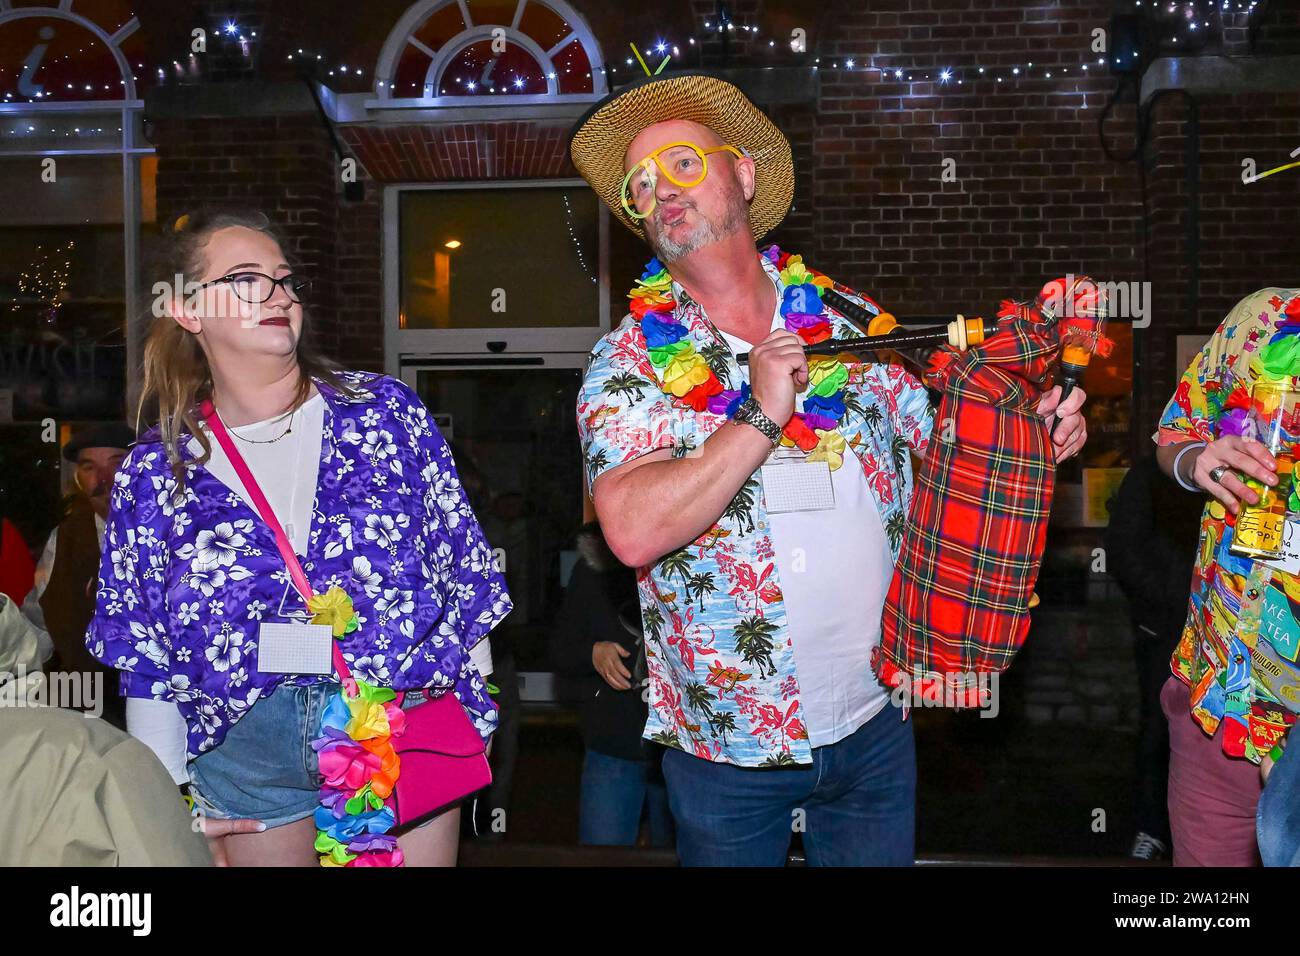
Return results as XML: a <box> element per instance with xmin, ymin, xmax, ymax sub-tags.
<box><xmin>138</xmin><ymin>208</ymin><xmax>358</xmax><ymax>486</ymax></box>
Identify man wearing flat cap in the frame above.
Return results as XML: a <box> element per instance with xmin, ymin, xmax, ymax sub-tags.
<box><xmin>571</xmin><ymin>73</ymin><xmax>1089</xmax><ymax>866</ymax></box>
<box><xmin>22</xmin><ymin>422</ymin><xmax>135</xmax><ymax>729</ymax></box>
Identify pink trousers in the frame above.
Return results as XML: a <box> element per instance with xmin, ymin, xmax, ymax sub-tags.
<box><xmin>1160</xmin><ymin>677</ymin><xmax>1262</xmax><ymax>866</ymax></box>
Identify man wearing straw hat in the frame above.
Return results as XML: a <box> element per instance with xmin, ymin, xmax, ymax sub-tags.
<box><xmin>571</xmin><ymin>72</ymin><xmax>1088</xmax><ymax>866</ymax></box>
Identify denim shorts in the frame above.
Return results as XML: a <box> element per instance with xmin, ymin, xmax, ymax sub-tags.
<box><xmin>188</xmin><ymin>683</ymin><xmax>431</xmax><ymax>830</ymax></box>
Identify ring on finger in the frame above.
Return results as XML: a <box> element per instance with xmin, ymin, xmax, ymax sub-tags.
<box><xmin>1209</xmin><ymin>464</ymin><xmax>1230</xmax><ymax>484</ymax></box>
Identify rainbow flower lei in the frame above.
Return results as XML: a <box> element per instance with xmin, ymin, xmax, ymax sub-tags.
<box><xmin>306</xmin><ymin>585</ymin><xmax>408</xmax><ymax>867</ymax></box>
<box><xmin>1252</xmin><ymin>294</ymin><xmax>1300</xmax><ymax>382</ymax></box>
<box><xmin>1213</xmin><ymin>293</ymin><xmax>1300</xmax><ymax>513</ymax></box>
<box><xmin>631</xmin><ymin>245</ymin><xmax>854</xmax><ymax>470</ymax></box>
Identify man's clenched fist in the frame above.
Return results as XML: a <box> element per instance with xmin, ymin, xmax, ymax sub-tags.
<box><xmin>747</xmin><ymin>329</ymin><xmax>808</xmax><ymax>426</ymax></box>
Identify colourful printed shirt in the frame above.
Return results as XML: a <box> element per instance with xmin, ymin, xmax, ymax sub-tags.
<box><xmin>1156</xmin><ymin>288</ymin><xmax>1300</xmax><ymax>763</ymax></box>
<box><xmin>86</xmin><ymin>372</ymin><xmax>512</xmax><ymax>759</ymax></box>
<box><xmin>577</xmin><ymin>251</ymin><xmax>934</xmax><ymax>767</ymax></box>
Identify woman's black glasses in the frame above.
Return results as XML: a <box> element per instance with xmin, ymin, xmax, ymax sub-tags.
<box><xmin>195</xmin><ymin>271</ymin><xmax>311</xmax><ymax>304</ymax></box>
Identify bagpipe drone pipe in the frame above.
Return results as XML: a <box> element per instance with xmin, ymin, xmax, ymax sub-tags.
<box><xmin>768</xmin><ymin>278</ymin><xmax>1114</xmax><ymax>708</ymax></box>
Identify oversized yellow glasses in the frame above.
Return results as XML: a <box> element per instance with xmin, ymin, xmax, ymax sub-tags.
<box><xmin>620</xmin><ymin>142</ymin><xmax>745</xmax><ymax>220</ymax></box>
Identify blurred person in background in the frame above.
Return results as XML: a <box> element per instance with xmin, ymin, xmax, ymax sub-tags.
<box><xmin>552</xmin><ymin>520</ymin><xmax>673</xmax><ymax>848</ymax></box>
<box><xmin>1105</xmin><ymin>451</ymin><xmax>1205</xmax><ymax>861</ymax></box>
<box><xmin>20</xmin><ymin>423</ymin><xmax>135</xmax><ymax>728</ymax></box>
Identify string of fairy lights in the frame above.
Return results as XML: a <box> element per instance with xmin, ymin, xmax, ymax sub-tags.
<box><xmin>309</xmin><ymin>0</ymin><xmax>1260</xmax><ymax>96</ymax></box>
<box><xmin>4</xmin><ymin>123</ymin><xmax>122</xmax><ymax>139</ymax></box>
<box><xmin>562</xmin><ymin>193</ymin><xmax>598</xmax><ymax>286</ymax></box>
<box><xmin>0</xmin><ymin>58</ymin><xmax>146</xmax><ymax>101</ymax></box>
<box><xmin>159</xmin><ymin>22</ymin><xmax>260</xmax><ymax>85</ymax></box>
<box><xmin>0</xmin><ymin>1</ymin><xmax>1269</xmax><ymax>106</ymax></box>
<box><xmin>686</xmin><ymin>0</ymin><xmax>1263</xmax><ymax>87</ymax></box>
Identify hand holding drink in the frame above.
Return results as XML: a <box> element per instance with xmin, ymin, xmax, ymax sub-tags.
<box><xmin>1230</xmin><ymin>381</ymin><xmax>1299</xmax><ymax>559</ymax></box>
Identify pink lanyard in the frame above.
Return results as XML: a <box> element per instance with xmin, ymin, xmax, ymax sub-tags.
<box><xmin>200</xmin><ymin>398</ymin><xmax>354</xmax><ymax>688</ymax></box>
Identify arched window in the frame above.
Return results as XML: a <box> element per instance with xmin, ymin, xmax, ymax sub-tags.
<box><xmin>0</xmin><ymin>2</ymin><xmax>155</xmax><ymax>424</ymax></box>
<box><xmin>375</xmin><ymin>0</ymin><xmax>606</xmax><ymax>101</ymax></box>
<box><xmin>0</xmin><ymin>0</ymin><xmax>142</xmax><ymax>104</ymax></box>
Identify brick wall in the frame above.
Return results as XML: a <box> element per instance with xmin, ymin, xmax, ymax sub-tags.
<box><xmin>795</xmin><ymin>1</ymin><xmax>1141</xmax><ymax>327</ymax></box>
<box><xmin>339</xmin><ymin>121</ymin><xmax>574</xmax><ymax>181</ymax></box>
<box><xmin>147</xmin><ymin>110</ymin><xmax>373</xmax><ymax>365</ymax></box>
<box><xmin>333</xmin><ymin>167</ymin><xmax>384</xmax><ymax>371</ymax></box>
<box><xmin>1139</xmin><ymin>89</ymin><xmax>1300</xmax><ymax>435</ymax></box>
<box><xmin>138</xmin><ymin>0</ymin><xmax>1299</xmax><ymax>411</ymax></box>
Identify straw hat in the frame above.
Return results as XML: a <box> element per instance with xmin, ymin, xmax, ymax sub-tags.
<box><xmin>569</xmin><ymin>71</ymin><xmax>794</xmax><ymax>240</ymax></box>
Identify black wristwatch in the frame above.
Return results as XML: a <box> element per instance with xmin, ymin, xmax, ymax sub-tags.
<box><xmin>732</xmin><ymin>397</ymin><xmax>783</xmax><ymax>447</ymax></box>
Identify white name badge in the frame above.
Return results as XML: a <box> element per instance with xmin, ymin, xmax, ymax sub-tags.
<box><xmin>760</xmin><ymin>453</ymin><xmax>835</xmax><ymax>514</ymax></box>
<box><xmin>257</xmin><ymin>622</ymin><xmax>334</xmax><ymax>675</ymax></box>
<box><xmin>1260</xmin><ymin>517</ymin><xmax>1300</xmax><ymax>576</ymax></box>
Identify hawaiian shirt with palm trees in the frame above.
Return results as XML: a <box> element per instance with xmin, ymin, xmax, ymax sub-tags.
<box><xmin>577</xmin><ymin>252</ymin><xmax>934</xmax><ymax>766</ymax></box>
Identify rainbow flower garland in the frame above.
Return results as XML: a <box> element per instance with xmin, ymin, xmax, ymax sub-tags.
<box><xmin>631</xmin><ymin>245</ymin><xmax>854</xmax><ymax>470</ymax></box>
<box><xmin>306</xmin><ymin>585</ymin><xmax>408</xmax><ymax>867</ymax></box>
<box><xmin>1214</xmin><ymin>293</ymin><xmax>1300</xmax><ymax>514</ymax></box>
<box><xmin>1253</xmin><ymin>294</ymin><xmax>1300</xmax><ymax>381</ymax></box>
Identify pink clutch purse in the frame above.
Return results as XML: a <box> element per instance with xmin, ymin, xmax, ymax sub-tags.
<box><xmin>390</xmin><ymin>690</ymin><xmax>492</xmax><ymax>823</ymax></box>
<box><xmin>202</xmin><ymin>399</ymin><xmax>492</xmax><ymax>830</ymax></box>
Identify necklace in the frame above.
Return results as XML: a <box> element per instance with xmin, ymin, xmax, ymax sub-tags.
<box><xmin>216</xmin><ymin>405</ymin><xmax>296</xmax><ymax>445</ymax></box>
<box><xmin>630</xmin><ymin>245</ymin><xmax>853</xmax><ymax>470</ymax></box>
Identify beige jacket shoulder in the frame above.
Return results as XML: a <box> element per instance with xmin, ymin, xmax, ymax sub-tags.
<box><xmin>0</xmin><ymin>595</ymin><xmax>211</xmax><ymax>866</ymax></box>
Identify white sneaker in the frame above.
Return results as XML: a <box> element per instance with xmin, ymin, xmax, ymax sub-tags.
<box><xmin>1130</xmin><ymin>831</ymin><xmax>1168</xmax><ymax>861</ymax></box>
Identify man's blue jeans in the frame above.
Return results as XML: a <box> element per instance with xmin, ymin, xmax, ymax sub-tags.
<box><xmin>578</xmin><ymin>749</ymin><xmax>675</xmax><ymax>847</ymax></box>
<box><xmin>661</xmin><ymin>702</ymin><xmax>915</xmax><ymax>866</ymax></box>
<box><xmin>1258</xmin><ymin>738</ymin><xmax>1300</xmax><ymax>867</ymax></box>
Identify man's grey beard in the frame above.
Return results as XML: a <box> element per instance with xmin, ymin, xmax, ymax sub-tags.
<box><xmin>646</xmin><ymin>197</ymin><xmax>749</xmax><ymax>264</ymax></box>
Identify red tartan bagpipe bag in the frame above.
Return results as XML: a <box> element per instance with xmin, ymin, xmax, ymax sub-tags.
<box><xmin>871</xmin><ymin>278</ymin><xmax>1111</xmax><ymax>707</ymax></box>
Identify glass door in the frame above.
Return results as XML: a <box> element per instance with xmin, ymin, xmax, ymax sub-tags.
<box><xmin>402</xmin><ymin>354</ymin><xmax>587</xmax><ymax>700</ymax></box>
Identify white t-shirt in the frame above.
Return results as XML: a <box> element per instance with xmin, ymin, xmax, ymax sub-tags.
<box><xmin>193</xmin><ymin>392</ymin><xmax>325</xmax><ymax>557</ymax></box>
<box><xmin>717</xmin><ymin>298</ymin><xmax>893</xmax><ymax>748</ymax></box>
